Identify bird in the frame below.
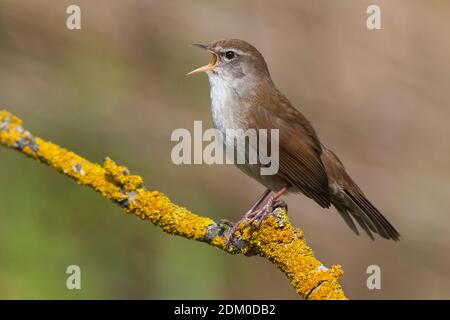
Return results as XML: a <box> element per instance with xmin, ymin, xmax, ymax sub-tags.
<box><xmin>187</xmin><ymin>38</ymin><xmax>400</xmax><ymax>244</ymax></box>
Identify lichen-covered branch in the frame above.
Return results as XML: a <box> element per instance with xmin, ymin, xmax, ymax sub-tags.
<box><xmin>0</xmin><ymin>110</ymin><xmax>347</xmax><ymax>300</ymax></box>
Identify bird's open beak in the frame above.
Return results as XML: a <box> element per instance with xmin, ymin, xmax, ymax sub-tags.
<box><xmin>186</xmin><ymin>43</ymin><xmax>218</xmax><ymax>75</ymax></box>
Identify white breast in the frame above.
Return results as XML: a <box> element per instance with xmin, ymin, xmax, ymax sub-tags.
<box><xmin>208</xmin><ymin>74</ymin><xmax>246</xmax><ymax>134</ymax></box>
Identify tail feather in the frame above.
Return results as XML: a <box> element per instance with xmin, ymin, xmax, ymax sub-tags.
<box><xmin>345</xmin><ymin>190</ymin><xmax>400</xmax><ymax>241</ymax></box>
<box><xmin>336</xmin><ymin>209</ymin><xmax>360</xmax><ymax>236</ymax></box>
<box><xmin>351</xmin><ymin>212</ymin><xmax>375</xmax><ymax>240</ymax></box>
<box><xmin>334</xmin><ymin>190</ymin><xmax>400</xmax><ymax>241</ymax></box>
<box><xmin>321</xmin><ymin>144</ymin><xmax>400</xmax><ymax>241</ymax></box>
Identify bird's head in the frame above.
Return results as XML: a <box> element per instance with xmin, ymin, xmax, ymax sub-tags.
<box><xmin>187</xmin><ymin>39</ymin><xmax>271</xmax><ymax>83</ymax></box>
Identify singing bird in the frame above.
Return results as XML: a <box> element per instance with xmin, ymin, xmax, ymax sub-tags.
<box><xmin>187</xmin><ymin>39</ymin><xmax>400</xmax><ymax>243</ymax></box>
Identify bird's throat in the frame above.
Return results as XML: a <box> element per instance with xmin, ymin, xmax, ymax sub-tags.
<box><xmin>208</xmin><ymin>76</ymin><xmax>249</xmax><ymax>133</ymax></box>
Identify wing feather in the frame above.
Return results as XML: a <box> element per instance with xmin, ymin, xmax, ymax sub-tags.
<box><xmin>250</xmin><ymin>90</ymin><xmax>331</xmax><ymax>207</ymax></box>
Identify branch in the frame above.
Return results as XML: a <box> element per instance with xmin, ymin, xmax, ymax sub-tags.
<box><xmin>0</xmin><ymin>110</ymin><xmax>347</xmax><ymax>300</ymax></box>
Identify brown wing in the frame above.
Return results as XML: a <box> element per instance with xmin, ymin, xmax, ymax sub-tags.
<box><xmin>249</xmin><ymin>89</ymin><xmax>331</xmax><ymax>208</ymax></box>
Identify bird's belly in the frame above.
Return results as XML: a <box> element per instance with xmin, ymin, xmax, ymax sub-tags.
<box><xmin>236</xmin><ymin>163</ymin><xmax>291</xmax><ymax>192</ymax></box>
<box><xmin>209</xmin><ymin>83</ymin><xmax>291</xmax><ymax>192</ymax></box>
<box><xmin>211</xmin><ymin>102</ymin><xmax>290</xmax><ymax>191</ymax></box>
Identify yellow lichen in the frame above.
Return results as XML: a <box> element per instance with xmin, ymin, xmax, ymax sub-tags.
<box><xmin>0</xmin><ymin>110</ymin><xmax>347</xmax><ymax>300</ymax></box>
<box><xmin>237</xmin><ymin>214</ymin><xmax>346</xmax><ymax>299</ymax></box>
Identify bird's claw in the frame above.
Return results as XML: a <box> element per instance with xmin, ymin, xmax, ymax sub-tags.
<box><xmin>225</xmin><ymin>197</ymin><xmax>288</xmax><ymax>248</ymax></box>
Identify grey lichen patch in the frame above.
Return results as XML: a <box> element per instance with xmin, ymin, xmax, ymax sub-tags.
<box><xmin>73</xmin><ymin>163</ymin><xmax>85</xmax><ymax>175</ymax></box>
<box><xmin>229</xmin><ymin>235</ymin><xmax>248</xmax><ymax>252</ymax></box>
<box><xmin>13</xmin><ymin>134</ymin><xmax>39</xmax><ymax>154</ymax></box>
<box><xmin>204</xmin><ymin>221</ymin><xmax>248</xmax><ymax>253</ymax></box>
<box><xmin>317</xmin><ymin>265</ymin><xmax>329</xmax><ymax>272</ymax></box>
<box><xmin>116</xmin><ymin>190</ymin><xmax>139</xmax><ymax>209</ymax></box>
<box><xmin>0</xmin><ymin>116</ymin><xmax>11</xmax><ymax>131</ymax></box>
<box><xmin>204</xmin><ymin>222</ymin><xmax>224</xmax><ymax>242</ymax></box>
<box><xmin>126</xmin><ymin>190</ymin><xmax>139</xmax><ymax>207</ymax></box>
<box><xmin>273</xmin><ymin>207</ymin><xmax>289</xmax><ymax>228</ymax></box>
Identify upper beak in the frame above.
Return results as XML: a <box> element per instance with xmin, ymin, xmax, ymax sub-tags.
<box><xmin>191</xmin><ymin>43</ymin><xmax>208</xmax><ymax>50</ymax></box>
<box><xmin>187</xmin><ymin>43</ymin><xmax>218</xmax><ymax>76</ymax></box>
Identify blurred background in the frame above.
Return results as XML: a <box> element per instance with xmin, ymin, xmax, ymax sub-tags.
<box><xmin>0</xmin><ymin>0</ymin><xmax>449</xmax><ymax>299</ymax></box>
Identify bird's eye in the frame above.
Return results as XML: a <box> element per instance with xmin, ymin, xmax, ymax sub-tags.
<box><xmin>225</xmin><ymin>51</ymin><xmax>235</xmax><ymax>60</ymax></box>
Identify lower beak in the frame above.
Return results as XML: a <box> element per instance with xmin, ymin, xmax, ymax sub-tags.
<box><xmin>187</xmin><ymin>44</ymin><xmax>218</xmax><ymax>76</ymax></box>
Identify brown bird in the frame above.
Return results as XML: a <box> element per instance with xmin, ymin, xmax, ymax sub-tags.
<box><xmin>187</xmin><ymin>38</ymin><xmax>400</xmax><ymax>244</ymax></box>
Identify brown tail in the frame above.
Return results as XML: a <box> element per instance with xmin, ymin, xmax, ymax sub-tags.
<box><xmin>320</xmin><ymin>145</ymin><xmax>400</xmax><ymax>241</ymax></box>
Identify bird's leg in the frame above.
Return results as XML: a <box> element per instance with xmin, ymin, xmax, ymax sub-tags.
<box><xmin>247</xmin><ymin>186</ymin><xmax>289</xmax><ymax>227</ymax></box>
<box><xmin>225</xmin><ymin>189</ymin><xmax>271</xmax><ymax>247</ymax></box>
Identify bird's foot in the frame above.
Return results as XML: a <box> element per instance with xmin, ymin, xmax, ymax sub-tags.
<box><xmin>225</xmin><ymin>210</ymin><xmax>255</xmax><ymax>248</ymax></box>
<box><xmin>225</xmin><ymin>199</ymin><xmax>288</xmax><ymax>248</ymax></box>
<box><xmin>246</xmin><ymin>198</ymin><xmax>288</xmax><ymax>227</ymax></box>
